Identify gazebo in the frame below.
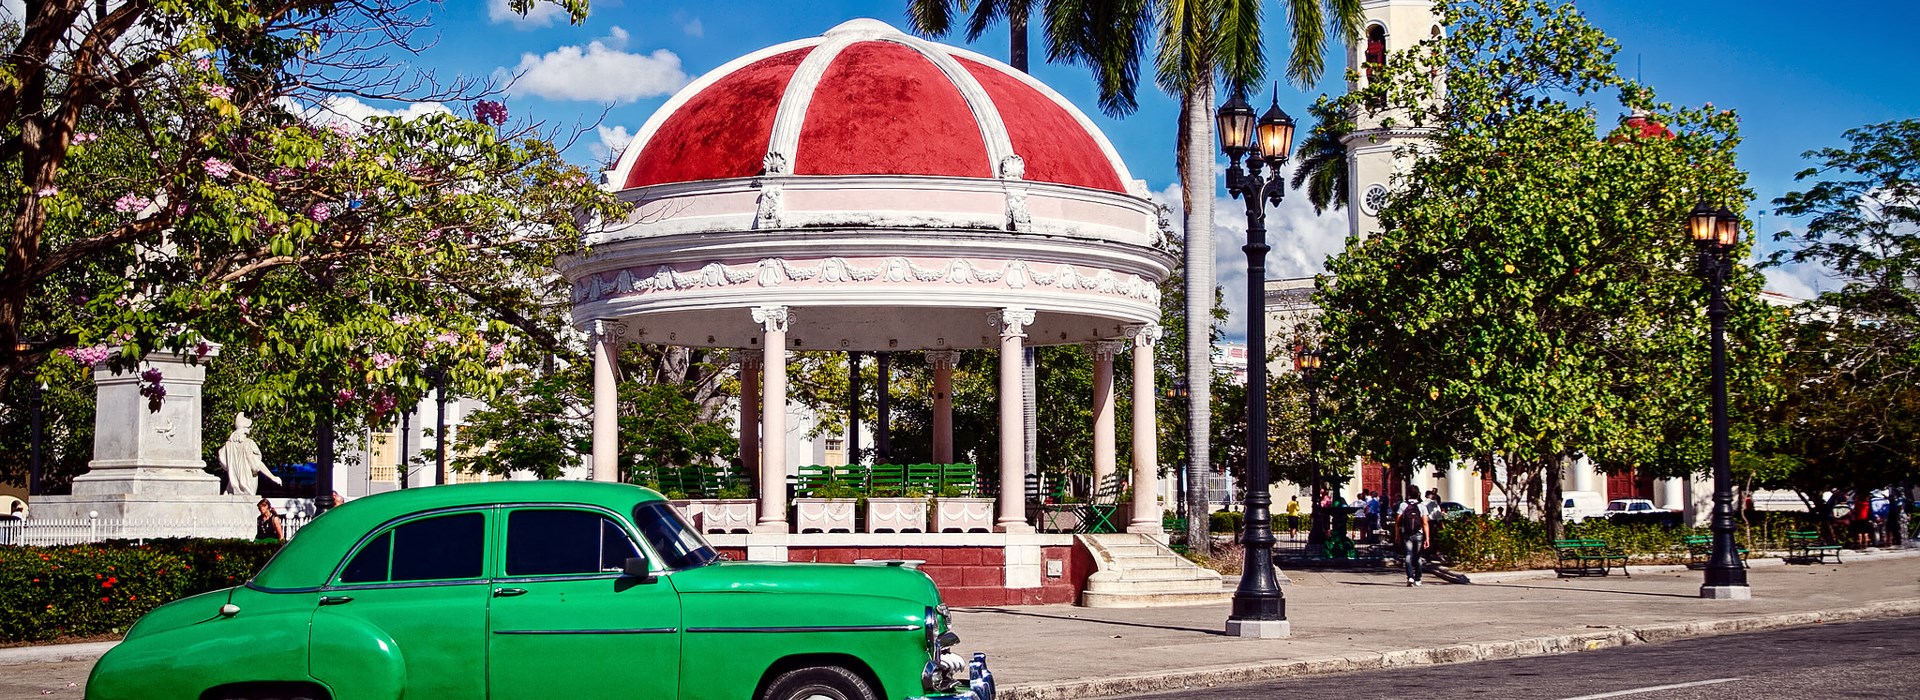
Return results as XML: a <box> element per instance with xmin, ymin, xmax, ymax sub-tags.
<box><xmin>562</xmin><ymin>19</ymin><xmax>1173</xmax><ymax>542</ymax></box>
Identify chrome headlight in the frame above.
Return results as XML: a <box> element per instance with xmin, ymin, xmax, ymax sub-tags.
<box><xmin>921</xmin><ymin>606</ymin><xmax>966</xmax><ymax>692</ymax></box>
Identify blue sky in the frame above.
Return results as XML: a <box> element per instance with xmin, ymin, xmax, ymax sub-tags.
<box><xmin>388</xmin><ymin>0</ymin><xmax>1912</xmax><ymax>339</ymax></box>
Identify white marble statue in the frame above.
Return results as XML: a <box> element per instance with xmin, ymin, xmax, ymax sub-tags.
<box><xmin>219</xmin><ymin>413</ymin><xmax>280</xmax><ymax>496</ymax></box>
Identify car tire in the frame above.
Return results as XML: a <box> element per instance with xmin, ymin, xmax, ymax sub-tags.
<box><xmin>760</xmin><ymin>665</ymin><xmax>879</xmax><ymax>700</ymax></box>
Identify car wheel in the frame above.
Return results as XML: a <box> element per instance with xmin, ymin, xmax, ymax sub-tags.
<box><xmin>759</xmin><ymin>666</ymin><xmax>879</xmax><ymax>700</ymax></box>
<box><xmin>205</xmin><ymin>681</ymin><xmax>329</xmax><ymax>700</ymax></box>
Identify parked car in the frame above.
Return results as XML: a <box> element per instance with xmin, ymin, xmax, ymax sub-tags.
<box><xmin>1603</xmin><ymin>498</ymin><xmax>1666</xmax><ymax>517</ymax></box>
<box><xmin>1561</xmin><ymin>490</ymin><xmax>1608</xmax><ymax>522</ymax></box>
<box><xmin>87</xmin><ymin>481</ymin><xmax>994</xmax><ymax>700</ymax></box>
<box><xmin>1437</xmin><ymin>502</ymin><xmax>1475</xmax><ymax>519</ymax></box>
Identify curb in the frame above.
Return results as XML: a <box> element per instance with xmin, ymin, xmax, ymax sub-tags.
<box><xmin>999</xmin><ymin>599</ymin><xmax>1920</xmax><ymax>700</ymax></box>
<box><xmin>0</xmin><ymin>641</ymin><xmax>118</xmax><ymax>667</ymax></box>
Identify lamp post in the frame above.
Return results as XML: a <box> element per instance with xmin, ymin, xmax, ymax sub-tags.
<box><xmin>1219</xmin><ymin>89</ymin><xmax>1295</xmax><ymax>638</ymax></box>
<box><xmin>1295</xmin><ymin>348</ymin><xmax>1325</xmax><ymax>555</ymax></box>
<box><xmin>1165</xmin><ymin>376</ymin><xmax>1191</xmax><ymax>521</ymax></box>
<box><xmin>1689</xmin><ymin>202</ymin><xmax>1751</xmax><ymax>600</ymax></box>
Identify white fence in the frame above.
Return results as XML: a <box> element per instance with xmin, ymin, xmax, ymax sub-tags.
<box><xmin>0</xmin><ymin>515</ymin><xmax>308</xmax><ymax>547</ymax></box>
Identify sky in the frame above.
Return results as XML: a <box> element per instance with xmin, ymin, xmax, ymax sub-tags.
<box><xmin>14</xmin><ymin>0</ymin><xmax>1915</xmax><ymax>342</ymax></box>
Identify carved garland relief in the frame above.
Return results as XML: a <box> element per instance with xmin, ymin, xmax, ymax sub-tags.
<box><xmin>573</xmin><ymin>256</ymin><xmax>1163</xmax><ymax>306</ymax></box>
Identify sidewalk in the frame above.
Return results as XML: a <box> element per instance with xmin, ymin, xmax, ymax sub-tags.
<box><xmin>959</xmin><ymin>548</ymin><xmax>1920</xmax><ymax>700</ymax></box>
<box><xmin>2</xmin><ymin>550</ymin><xmax>1915</xmax><ymax>700</ymax></box>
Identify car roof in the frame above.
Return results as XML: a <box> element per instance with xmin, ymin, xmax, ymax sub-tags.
<box><xmin>253</xmin><ymin>481</ymin><xmax>665</xmax><ymax>590</ymax></box>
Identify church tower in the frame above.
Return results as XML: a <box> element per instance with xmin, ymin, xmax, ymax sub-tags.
<box><xmin>1343</xmin><ymin>0</ymin><xmax>1443</xmax><ymax>240</ymax></box>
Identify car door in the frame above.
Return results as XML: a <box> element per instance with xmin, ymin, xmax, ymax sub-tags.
<box><xmin>310</xmin><ymin>508</ymin><xmax>492</xmax><ymax>698</ymax></box>
<box><xmin>487</xmin><ymin>506</ymin><xmax>682</xmax><ymax>700</ymax></box>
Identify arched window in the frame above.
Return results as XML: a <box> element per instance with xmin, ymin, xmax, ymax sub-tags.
<box><xmin>1365</xmin><ymin>25</ymin><xmax>1387</xmax><ymax>74</ymax></box>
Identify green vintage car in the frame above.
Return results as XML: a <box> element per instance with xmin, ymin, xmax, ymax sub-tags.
<box><xmin>87</xmin><ymin>481</ymin><xmax>994</xmax><ymax>700</ymax></box>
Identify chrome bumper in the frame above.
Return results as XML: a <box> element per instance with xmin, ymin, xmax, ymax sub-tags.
<box><xmin>912</xmin><ymin>652</ymin><xmax>995</xmax><ymax>700</ymax></box>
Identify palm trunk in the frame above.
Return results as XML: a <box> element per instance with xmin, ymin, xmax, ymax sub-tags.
<box><xmin>1181</xmin><ymin>83</ymin><xmax>1216</xmax><ymax>555</ymax></box>
<box><xmin>1009</xmin><ymin>17</ymin><xmax>1028</xmax><ymax>73</ymax></box>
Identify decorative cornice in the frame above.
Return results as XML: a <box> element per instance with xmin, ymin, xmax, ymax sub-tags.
<box><xmin>1089</xmin><ymin>339</ymin><xmax>1126</xmax><ymax>360</ymax></box>
<box><xmin>573</xmin><ymin>256</ymin><xmax>1162</xmax><ymax>306</ymax></box>
<box><xmin>988</xmin><ymin>308</ymin><xmax>1034</xmax><ymax>338</ymax></box>
<box><xmin>1122</xmin><ymin>322</ymin><xmax>1163</xmax><ymax>347</ymax></box>
<box><xmin>751</xmin><ymin>305</ymin><xmax>790</xmax><ymax>334</ymax></box>
<box><xmin>592</xmin><ymin>319</ymin><xmax>630</xmax><ymax>344</ymax></box>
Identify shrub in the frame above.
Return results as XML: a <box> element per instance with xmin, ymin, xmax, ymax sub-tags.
<box><xmin>0</xmin><ymin>538</ymin><xmax>281</xmax><ymax>643</ymax></box>
<box><xmin>1431</xmin><ymin>515</ymin><xmax>1550</xmax><ymax>571</ymax></box>
<box><xmin>1209</xmin><ymin>510</ymin><xmax>1243</xmax><ymax>534</ymax></box>
<box><xmin>0</xmin><ymin>546</ymin><xmax>190</xmax><ymax>642</ymax></box>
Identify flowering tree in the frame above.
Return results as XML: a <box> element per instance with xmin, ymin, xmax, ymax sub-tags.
<box><xmin>1</xmin><ymin>2</ymin><xmax>620</xmax><ymax>442</ymax></box>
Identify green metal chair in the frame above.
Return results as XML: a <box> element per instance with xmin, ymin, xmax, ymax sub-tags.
<box><xmin>1078</xmin><ymin>473</ymin><xmax>1127</xmax><ymax>534</ymax></box>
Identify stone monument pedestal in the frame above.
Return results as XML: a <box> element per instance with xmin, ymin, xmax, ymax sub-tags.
<box><xmin>30</xmin><ymin>348</ymin><xmax>255</xmax><ymax>540</ymax></box>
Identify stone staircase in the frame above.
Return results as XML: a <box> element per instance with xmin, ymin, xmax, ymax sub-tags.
<box><xmin>1078</xmin><ymin>533</ymin><xmax>1229</xmax><ymax>607</ymax></box>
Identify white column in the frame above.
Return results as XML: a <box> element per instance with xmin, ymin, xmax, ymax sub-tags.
<box><xmin>1445</xmin><ymin>460</ymin><xmax>1472</xmax><ymax>506</ymax></box>
<box><xmin>1089</xmin><ymin>340</ymin><xmax>1122</xmax><ymax>493</ymax></box>
<box><xmin>928</xmin><ymin>350</ymin><xmax>959</xmax><ymax>464</ymax></box>
<box><xmin>739</xmin><ymin>351</ymin><xmax>761</xmax><ymax>475</ymax></box>
<box><xmin>591</xmin><ymin>320</ymin><xmax>625</xmax><ymax>482</ymax></box>
<box><xmin>992</xmin><ymin>308</ymin><xmax>1035</xmax><ymax>533</ymax></box>
<box><xmin>1126</xmin><ymin>323</ymin><xmax>1163</xmax><ymax>533</ymax></box>
<box><xmin>1570</xmin><ymin>455</ymin><xmax>1599</xmax><ymax>493</ymax></box>
<box><xmin>753</xmin><ymin>306</ymin><xmax>790</xmax><ymax>533</ymax></box>
<box><xmin>1659</xmin><ymin>477</ymin><xmax>1685</xmax><ymax>511</ymax></box>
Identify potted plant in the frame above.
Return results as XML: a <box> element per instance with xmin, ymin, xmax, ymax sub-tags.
<box><xmin>794</xmin><ymin>481</ymin><xmax>861</xmax><ymax>534</ymax></box>
<box><xmin>866</xmin><ymin>485</ymin><xmax>930</xmax><ymax>533</ymax></box>
<box><xmin>704</xmin><ymin>482</ymin><xmax>757</xmax><ymax>534</ymax></box>
<box><xmin>933</xmin><ymin>484</ymin><xmax>995</xmax><ymax>533</ymax></box>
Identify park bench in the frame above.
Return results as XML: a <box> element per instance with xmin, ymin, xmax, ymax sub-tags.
<box><xmin>1786</xmin><ymin>530</ymin><xmax>1844</xmax><ymax>564</ymax></box>
<box><xmin>1554</xmin><ymin>538</ymin><xmax>1629</xmax><ymax>577</ymax></box>
<box><xmin>1683</xmin><ymin>534</ymin><xmax>1749</xmax><ymax>569</ymax></box>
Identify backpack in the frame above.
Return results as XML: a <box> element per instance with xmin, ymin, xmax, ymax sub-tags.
<box><xmin>1397</xmin><ymin>502</ymin><xmax>1425</xmax><ymax>540</ymax></box>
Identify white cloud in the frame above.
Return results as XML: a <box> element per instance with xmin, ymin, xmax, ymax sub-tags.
<box><xmin>681</xmin><ymin>17</ymin><xmax>704</xmax><ymax>37</ymax></box>
<box><xmin>496</xmin><ymin>27</ymin><xmax>690</xmax><ymax>104</ymax></box>
<box><xmin>279</xmin><ymin>95</ymin><xmax>451</xmax><ymax>130</ymax></box>
<box><xmin>591</xmin><ymin>125</ymin><xmax>634</xmax><ymax>164</ymax></box>
<box><xmin>1150</xmin><ymin>164</ymin><xmax>1350</xmax><ymax>344</ymax></box>
<box><xmin>488</xmin><ymin>0</ymin><xmax>569</xmax><ymax>29</ymax></box>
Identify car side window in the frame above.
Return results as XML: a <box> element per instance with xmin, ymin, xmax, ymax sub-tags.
<box><xmin>337</xmin><ymin>512</ymin><xmax>485</xmax><ymax>584</ymax></box>
<box><xmin>505</xmin><ymin>509</ymin><xmax>641</xmax><ymax>577</ymax></box>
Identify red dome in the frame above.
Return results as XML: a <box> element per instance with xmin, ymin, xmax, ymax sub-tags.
<box><xmin>615</xmin><ymin>19</ymin><xmax>1132</xmax><ymax>194</ymax></box>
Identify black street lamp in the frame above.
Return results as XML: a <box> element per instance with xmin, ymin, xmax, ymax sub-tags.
<box><xmin>1218</xmin><ymin>88</ymin><xmax>1295</xmax><ymax>638</ymax></box>
<box><xmin>1164</xmin><ymin>376</ymin><xmax>1191</xmax><ymax>521</ymax></box>
<box><xmin>1295</xmin><ymin>348</ymin><xmax>1325</xmax><ymax>555</ymax></box>
<box><xmin>1689</xmin><ymin>202</ymin><xmax>1751</xmax><ymax>600</ymax></box>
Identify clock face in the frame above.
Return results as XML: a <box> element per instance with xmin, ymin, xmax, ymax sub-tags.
<box><xmin>1362</xmin><ymin>183</ymin><xmax>1389</xmax><ymax>215</ymax></box>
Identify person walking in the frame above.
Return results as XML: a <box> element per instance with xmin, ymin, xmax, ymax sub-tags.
<box><xmin>1285</xmin><ymin>496</ymin><xmax>1302</xmax><ymax>538</ymax></box>
<box><xmin>1397</xmin><ymin>488</ymin><xmax>1430</xmax><ymax>586</ymax></box>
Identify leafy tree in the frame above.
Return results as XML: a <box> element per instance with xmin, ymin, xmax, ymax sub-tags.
<box><xmin>1315</xmin><ymin>0</ymin><xmax>1781</xmax><ymax>539</ymax></box>
<box><xmin>1763</xmin><ymin>119</ymin><xmax>1920</xmax><ymax>516</ymax></box>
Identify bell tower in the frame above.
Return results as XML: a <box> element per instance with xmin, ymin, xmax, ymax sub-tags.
<box><xmin>1343</xmin><ymin>0</ymin><xmax>1443</xmax><ymax>240</ymax></box>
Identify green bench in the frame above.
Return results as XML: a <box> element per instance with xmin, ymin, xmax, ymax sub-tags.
<box><xmin>1554</xmin><ymin>538</ymin><xmax>1629</xmax><ymax>577</ymax></box>
<box><xmin>1786</xmin><ymin>530</ymin><xmax>1844</xmax><ymax>564</ymax></box>
<box><xmin>1683</xmin><ymin>534</ymin><xmax>1749</xmax><ymax>568</ymax></box>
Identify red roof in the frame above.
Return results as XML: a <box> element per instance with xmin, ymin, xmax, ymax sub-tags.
<box><xmin>619</xmin><ymin>20</ymin><xmax>1129</xmax><ymax>193</ymax></box>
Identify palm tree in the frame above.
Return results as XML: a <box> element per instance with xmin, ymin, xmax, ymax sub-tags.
<box><xmin>1289</xmin><ymin>98</ymin><xmax>1353</xmax><ymax>215</ymax></box>
<box><xmin>906</xmin><ymin>0</ymin><xmax>1039</xmax><ymax>72</ymax></box>
<box><xmin>912</xmin><ymin>0</ymin><xmax>1363</xmax><ymax>553</ymax></box>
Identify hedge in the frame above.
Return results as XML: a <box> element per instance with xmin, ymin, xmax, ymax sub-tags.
<box><xmin>0</xmin><ymin>539</ymin><xmax>281</xmax><ymax>643</ymax></box>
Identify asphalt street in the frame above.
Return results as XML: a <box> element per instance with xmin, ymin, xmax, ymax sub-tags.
<box><xmin>1119</xmin><ymin>616</ymin><xmax>1920</xmax><ymax>700</ymax></box>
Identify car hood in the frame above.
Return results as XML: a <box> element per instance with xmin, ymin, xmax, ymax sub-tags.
<box><xmin>669</xmin><ymin>560</ymin><xmax>941</xmax><ymax>605</ymax></box>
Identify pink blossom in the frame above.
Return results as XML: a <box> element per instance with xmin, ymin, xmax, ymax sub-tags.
<box><xmin>268</xmin><ymin>167</ymin><xmax>296</xmax><ymax>183</ymax></box>
<box><xmin>370</xmin><ymin>392</ymin><xmax>397</xmax><ymax>416</ymax></box>
<box><xmin>72</xmin><ymin>133</ymin><xmax>99</xmax><ymax>144</ymax></box>
<box><xmin>437</xmin><ymin>331</ymin><xmax>460</xmax><ymax>345</ymax></box>
<box><xmin>204</xmin><ymin>84</ymin><xmax>233</xmax><ymax>100</ymax></box>
<box><xmin>202</xmin><ymin>157</ymin><xmax>234</xmax><ymax>179</ymax></box>
<box><xmin>195</xmin><ymin>341</ymin><xmax>213</xmax><ymax>358</ymax></box>
<box><xmin>371</xmin><ymin>352</ymin><xmax>398</xmax><ymax>370</ymax></box>
<box><xmin>35</xmin><ymin>186</ymin><xmax>57</xmax><ymax>197</ymax></box>
<box><xmin>474</xmin><ymin>100</ymin><xmax>508</xmax><ymax>126</ymax></box>
<box><xmin>335</xmin><ymin>388</ymin><xmax>356</xmax><ymax>405</ymax></box>
<box><xmin>61</xmin><ymin>345</ymin><xmax>113</xmax><ymax>366</ymax></box>
<box><xmin>327</xmin><ymin>122</ymin><xmax>354</xmax><ymax>138</ymax></box>
<box><xmin>487</xmin><ymin>343</ymin><xmax>507</xmax><ymax>363</ymax></box>
<box><xmin>113</xmin><ymin>194</ymin><xmax>152</xmax><ymax>213</ymax></box>
<box><xmin>309</xmin><ymin>203</ymin><xmax>331</xmax><ymax>222</ymax></box>
<box><xmin>195</xmin><ymin>57</ymin><xmax>211</xmax><ymax>71</ymax></box>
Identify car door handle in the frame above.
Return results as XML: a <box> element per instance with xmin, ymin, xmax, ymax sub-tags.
<box><xmin>493</xmin><ymin>587</ymin><xmax>528</xmax><ymax>598</ymax></box>
<box><xmin>319</xmin><ymin>595</ymin><xmax>353</xmax><ymax>606</ymax></box>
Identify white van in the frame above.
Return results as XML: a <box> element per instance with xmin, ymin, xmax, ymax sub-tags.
<box><xmin>1561</xmin><ymin>491</ymin><xmax>1608</xmax><ymax>522</ymax></box>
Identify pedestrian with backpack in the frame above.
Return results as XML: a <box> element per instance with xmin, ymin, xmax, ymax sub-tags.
<box><xmin>1397</xmin><ymin>487</ymin><xmax>1429</xmax><ymax>586</ymax></box>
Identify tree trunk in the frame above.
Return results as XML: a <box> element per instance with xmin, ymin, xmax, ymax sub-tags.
<box><xmin>1180</xmin><ymin>83</ymin><xmax>1217</xmax><ymax>555</ymax></box>
<box><xmin>1009</xmin><ymin>16</ymin><xmax>1028</xmax><ymax>73</ymax></box>
<box><xmin>1543</xmin><ymin>456</ymin><xmax>1565</xmax><ymax>542</ymax></box>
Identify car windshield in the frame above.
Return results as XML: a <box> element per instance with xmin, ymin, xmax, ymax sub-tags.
<box><xmin>631</xmin><ymin>501</ymin><xmax>720</xmax><ymax>570</ymax></box>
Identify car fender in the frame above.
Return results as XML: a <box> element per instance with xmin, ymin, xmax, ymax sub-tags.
<box><xmin>307</xmin><ymin>611</ymin><xmax>408</xmax><ymax>700</ymax></box>
<box><xmin>85</xmin><ymin>612</ymin><xmax>310</xmax><ymax>700</ymax></box>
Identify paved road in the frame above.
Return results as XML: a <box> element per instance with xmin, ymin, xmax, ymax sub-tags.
<box><xmin>0</xmin><ymin>658</ymin><xmax>90</xmax><ymax>699</ymax></box>
<box><xmin>1121</xmin><ymin>616</ymin><xmax>1920</xmax><ymax>700</ymax></box>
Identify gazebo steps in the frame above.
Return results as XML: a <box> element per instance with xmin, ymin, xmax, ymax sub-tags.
<box><xmin>1078</xmin><ymin>533</ymin><xmax>1228</xmax><ymax>607</ymax></box>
